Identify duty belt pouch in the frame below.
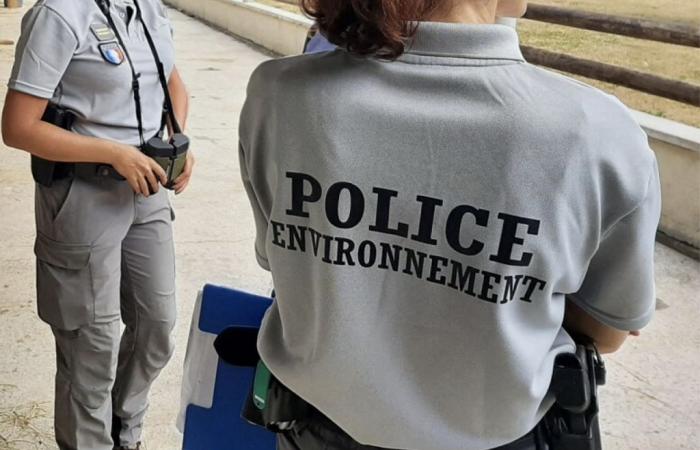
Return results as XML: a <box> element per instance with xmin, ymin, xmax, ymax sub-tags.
<box><xmin>545</xmin><ymin>342</ymin><xmax>605</xmax><ymax>450</ymax></box>
<box><xmin>212</xmin><ymin>327</ymin><xmax>313</xmax><ymax>431</ymax></box>
<box><xmin>241</xmin><ymin>362</ymin><xmax>312</xmax><ymax>432</ymax></box>
<box><xmin>33</xmin><ymin>105</ymin><xmax>76</xmax><ymax>187</ymax></box>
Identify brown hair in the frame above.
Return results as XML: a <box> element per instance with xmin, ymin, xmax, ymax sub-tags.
<box><xmin>300</xmin><ymin>0</ymin><xmax>442</xmax><ymax>59</ymax></box>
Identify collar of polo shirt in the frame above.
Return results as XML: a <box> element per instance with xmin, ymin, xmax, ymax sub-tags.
<box><xmin>400</xmin><ymin>22</ymin><xmax>525</xmax><ymax>65</ymax></box>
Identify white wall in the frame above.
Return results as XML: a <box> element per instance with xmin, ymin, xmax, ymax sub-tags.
<box><xmin>166</xmin><ymin>0</ymin><xmax>312</xmax><ymax>55</ymax></box>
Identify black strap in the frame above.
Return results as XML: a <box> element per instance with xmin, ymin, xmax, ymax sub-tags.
<box><xmin>95</xmin><ymin>0</ymin><xmax>145</xmax><ymax>146</ymax></box>
<box><xmin>94</xmin><ymin>0</ymin><xmax>182</xmax><ymax>146</ymax></box>
<box><xmin>132</xmin><ymin>0</ymin><xmax>182</xmax><ymax>135</ymax></box>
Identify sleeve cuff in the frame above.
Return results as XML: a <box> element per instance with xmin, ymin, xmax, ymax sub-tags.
<box><xmin>255</xmin><ymin>247</ymin><xmax>270</xmax><ymax>272</ymax></box>
<box><xmin>567</xmin><ymin>293</ymin><xmax>655</xmax><ymax>331</ymax></box>
<box><xmin>7</xmin><ymin>79</ymin><xmax>55</xmax><ymax>99</ymax></box>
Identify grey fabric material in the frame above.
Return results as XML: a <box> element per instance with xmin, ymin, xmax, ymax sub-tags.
<box><xmin>36</xmin><ymin>177</ymin><xmax>176</xmax><ymax>449</ymax></box>
<box><xmin>8</xmin><ymin>0</ymin><xmax>174</xmax><ymax>146</ymax></box>
<box><xmin>239</xmin><ymin>22</ymin><xmax>661</xmax><ymax>450</ymax></box>
<box><xmin>53</xmin><ymin>322</ymin><xmax>121</xmax><ymax>450</ymax></box>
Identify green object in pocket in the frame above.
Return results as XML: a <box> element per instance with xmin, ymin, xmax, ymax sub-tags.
<box><xmin>253</xmin><ymin>360</ymin><xmax>272</xmax><ymax>410</ymax></box>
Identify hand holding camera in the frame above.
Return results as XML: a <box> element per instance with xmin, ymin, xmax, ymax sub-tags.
<box><xmin>111</xmin><ymin>143</ymin><xmax>168</xmax><ymax>196</ymax></box>
<box><xmin>141</xmin><ymin>133</ymin><xmax>190</xmax><ymax>191</ymax></box>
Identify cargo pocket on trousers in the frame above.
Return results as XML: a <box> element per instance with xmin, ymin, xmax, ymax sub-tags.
<box><xmin>34</xmin><ymin>233</ymin><xmax>94</xmax><ymax>330</ymax></box>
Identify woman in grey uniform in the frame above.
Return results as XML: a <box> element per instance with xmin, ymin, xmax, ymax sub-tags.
<box><xmin>1</xmin><ymin>0</ymin><xmax>192</xmax><ymax>449</ymax></box>
<box><xmin>238</xmin><ymin>0</ymin><xmax>661</xmax><ymax>449</ymax></box>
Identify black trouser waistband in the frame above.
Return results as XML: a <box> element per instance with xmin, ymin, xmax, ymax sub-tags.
<box><xmin>72</xmin><ymin>163</ymin><xmax>124</xmax><ymax>181</ymax></box>
<box><xmin>247</xmin><ymin>377</ymin><xmax>547</xmax><ymax>450</ymax></box>
<box><xmin>54</xmin><ymin>163</ymin><xmax>125</xmax><ymax>181</ymax></box>
<box><xmin>45</xmin><ymin>162</ymin><xmax>123</xmax><ymax>182</ymax></box>
<box><xmin>276</xmin><ymin>403</ymin><xmax>547</xmax><ymax>450</ymax></box>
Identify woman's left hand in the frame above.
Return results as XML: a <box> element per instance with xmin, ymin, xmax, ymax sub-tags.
<box><xmin>173</xmin><ymin>151</ymin><xmax>195</xmax><ymax>194</ymax></box>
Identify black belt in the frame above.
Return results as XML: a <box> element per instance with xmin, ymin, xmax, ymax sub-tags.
<box><xmin>49</xmin><ymin>162</ymin><xmax>124</xmax><ymax>181</ymax></box>
<box><xmin>72</xmin><ymin>163</ymin><xmax>124</xmax><ymax>180</ymax></box>
<box><xmin>241</xmin><ymin>374</ymin><xmax>547</xmax><ymax>450</ymax></box>
<box><xmin>220</xmin><ymin>328</ymin><xmax>601</xmax><ymax>450</ymax></box>
<box><xmin>268</xmin><ymin>388</ymin><xmax>546</xmax><ymax>450</ymax></box>
<box><xmin>290</xmin><ymin>408</ymin><xmax>546</xmax><ymax>450</ymax></box>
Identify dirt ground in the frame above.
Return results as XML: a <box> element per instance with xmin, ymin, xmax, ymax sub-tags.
<box><xmin>532</xmin><ymin>0</ymin><xmax>700</xmax><ymax>26</ymax></box>
<box><xmin>1</xmin><ymin>3</ymin><xmax>700</xmax><ymax>450</ymax></box>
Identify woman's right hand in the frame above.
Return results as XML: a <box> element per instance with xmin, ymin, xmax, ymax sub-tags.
<box><xmin>110</xmin><ymin>143</ymin><xmax>168</xmax><ymax>196</ymax></box>
<box><xmin>2</xmin><ymin>91</ymin><xmax>167</xmax><ymax>195</ymax></box>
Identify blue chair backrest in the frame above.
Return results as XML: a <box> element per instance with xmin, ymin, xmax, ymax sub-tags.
<box><xmin>182</xmin><ymin>284</ymin><xmax>276</xmax><ymax>450</ymax></box>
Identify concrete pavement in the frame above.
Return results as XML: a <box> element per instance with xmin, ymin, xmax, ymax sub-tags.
<box><xmin>1</xmin><ymin>4</ymin><xmax>699</xmax><ymax>450</ymax></box>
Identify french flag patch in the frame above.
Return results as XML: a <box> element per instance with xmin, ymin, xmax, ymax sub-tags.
<box><xmin>99</xmin><ymin>42</ymin><xmax>125</xmax><ymax>65</ymax></box>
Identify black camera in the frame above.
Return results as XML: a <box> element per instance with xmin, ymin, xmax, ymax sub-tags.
<box><xmin>141</xmin><ymin>133</ymin><xmax>189</xmax><ymax>190</ymax></box>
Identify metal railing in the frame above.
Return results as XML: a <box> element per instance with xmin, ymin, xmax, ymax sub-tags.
<box><xmin>522</xmin><ymin>4</ymin><xmax>699</xmax><ymax>107</ymax></box>
<box><xmin>524</xmin><ymin>4</ymin><xmax>699</xmax><ymax>47</ymax></box>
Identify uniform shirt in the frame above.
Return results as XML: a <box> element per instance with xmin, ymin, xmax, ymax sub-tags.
<box><xmin>8</xmin><ymin>0</ymin><xmax>174</xmax><ymax>146</ymax></box>
<box><xmin>239</xmin><ymin>23</ymin><xmax>661</xmax><ymax>450</ymax></box>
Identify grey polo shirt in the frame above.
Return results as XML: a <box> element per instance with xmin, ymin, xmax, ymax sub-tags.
<box><xmin>8</xmin><ymin>0</ymin><xmax>174</xmax><ymax>146</ymax></box>
<box><xmin>239</xmin><ymin>22</ymin><xmax>661</xmax><ymax>450</ymax></box>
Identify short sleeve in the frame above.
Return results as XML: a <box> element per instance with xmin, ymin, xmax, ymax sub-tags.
<box><xmin>570</xmin><ymin>158</ymin><xmax>662</xmax><ymax>331</ymax></box>
<box><xmin>239</xmin><ymin>142</ymin><xmax>271</xmax><ymax>271</ymax></box>
<box><xmin>155</xmin><ymin>0</ymin><xmax>174</xmax><ymax>37</ymax></box>
<box><xmin>8</xmin><ymin>6</ymin><xmax>78</xmax><ymax>99</ymax></box>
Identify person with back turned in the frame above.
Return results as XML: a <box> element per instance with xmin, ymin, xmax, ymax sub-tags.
<box><xmin>1</xmin><ymin>0</ymin><xmax>194</xmax><ymax>448</ymax></box>
<box><xmin>237</xmin><ymin>0</ymin><xmax>661</xmax><ymax>449</ymax></box>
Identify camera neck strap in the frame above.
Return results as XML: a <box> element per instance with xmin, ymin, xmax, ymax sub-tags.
<box><xmin>95</xmin><ymin>0</ymin><xmax>182</xmax><ymax>147</ymax></box>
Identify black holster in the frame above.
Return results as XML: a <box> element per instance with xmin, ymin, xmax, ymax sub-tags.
<box><xmin>33</xmin><ymin>104</ymin><xmax>76</xmax><ymax>187</ymax></box>
<box><xmin>241</xmin><ymin>375</ymin><xmax>312</xmax><ymax>432</ymax></box>
<box><xmin>544</xmin><ymin>341</ymin><xmax>606</xmax><ymax>450</ymax></box>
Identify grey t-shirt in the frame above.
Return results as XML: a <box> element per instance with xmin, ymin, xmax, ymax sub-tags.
<box><xmin>8</xmin><ymin>0</ymin><xmax>174</xmax><ymax>146</ymax></box>
<box><xmin>239</xmin><ymin>22</ymin><xmax>661</xmax><ymax>450</ymax></box>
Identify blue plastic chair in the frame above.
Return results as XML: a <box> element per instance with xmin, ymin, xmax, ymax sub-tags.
<box><xmin>182</xmin><ymin>284</ymin><xmax>276</xmax><ymax>450</ymax></box>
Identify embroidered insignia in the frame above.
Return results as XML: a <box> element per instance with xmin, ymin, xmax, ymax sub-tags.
<box><xmin>99</xmin><ymin>42</ymin><xmax>125</xmax><ymax>65</ymax></box>
<box><xmin>90</xmin><ymin>23</ymin><xmax>116</xmax><ymax>42</ymax></box>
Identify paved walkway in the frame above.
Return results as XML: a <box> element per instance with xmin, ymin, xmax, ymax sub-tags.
<box><xmin>0</xmin><ymin>5</ymin><xmax>698</xmax><ymax>450</ymax></box>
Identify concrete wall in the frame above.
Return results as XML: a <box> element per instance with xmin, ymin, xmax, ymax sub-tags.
<box><xmin>165</xmin><ymin>0</ymin><xmax>700</xmax><ymax>259</ymax></box>
<box><xmin>634</xmin><ymin>111</ymin><xmax>700</xmax><ymax>258</ymax></box>
<box><xmin>165</xmin><ymin>0</ymin><xmax>311</xmax><ymax>55</ymax></box>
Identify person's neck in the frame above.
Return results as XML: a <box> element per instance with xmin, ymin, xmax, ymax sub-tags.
<box><xmin>426</xmin><ymin>1</ymin><xmax>498</xmax><ymax>24</ymax></box>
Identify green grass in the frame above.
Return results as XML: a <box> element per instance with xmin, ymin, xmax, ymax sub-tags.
<box><xmin>531</xmin><ymin>0</ymin><xmax>700</xmax><ymax>27</ymax></box>
<box><xmin>519</xmin><ymin>1</ymin><xmax>700</xmax><ymax>126</ymax></box>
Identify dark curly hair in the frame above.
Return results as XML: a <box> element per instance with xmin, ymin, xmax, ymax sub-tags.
<box><xmin>300</xmin><ymin>0</ymin><xmax>442</xmax><ymax>59</ymax></box>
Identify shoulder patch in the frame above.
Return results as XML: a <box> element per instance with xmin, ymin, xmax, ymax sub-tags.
<box><xmin>90</xmin><ymin>23</ymin><xmax>115</xmax><ymax>41</ymax></box>
<box><xmin>99</xmin><ymin>42</ymin><xmax>125</xmax><ymax>65</ymax></box>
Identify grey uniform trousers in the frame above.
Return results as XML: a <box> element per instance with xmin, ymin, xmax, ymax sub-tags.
<box><xmin>34</xmin><ymin>174</ymin><xmax>176</xmax><ymax>450</ymax></box>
